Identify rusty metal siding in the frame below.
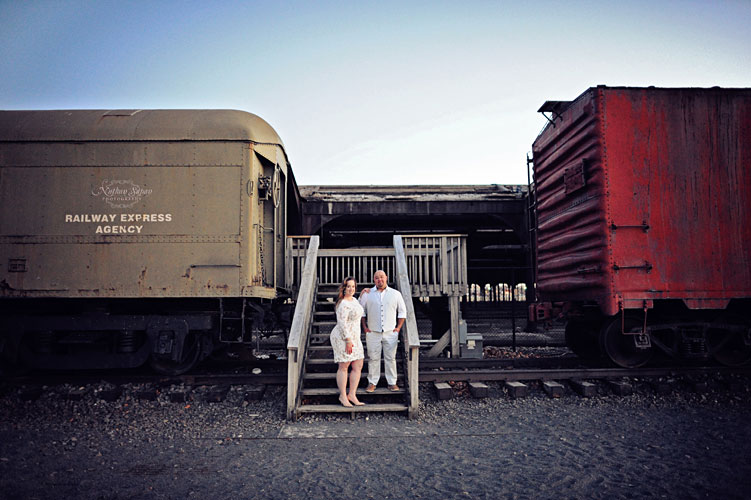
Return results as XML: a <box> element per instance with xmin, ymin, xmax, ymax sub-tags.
<box><xmin>602</xmin><ymin>87</ymin><xmax>751</xmax><ymax>314</ymax></box>
<box><xmin>0</xmin><ymin>110</ymin><xmax>289</xmax><ymax>300</ymax></box>
<box><xmin>532</xmin><ymin>89</ymin><xmax>610</xmax><ymax>306</ymax></box>
<box><xmin>534</xmin><ymin>87</ymin><xmax>751</xmax><ymax>316</ymax></box>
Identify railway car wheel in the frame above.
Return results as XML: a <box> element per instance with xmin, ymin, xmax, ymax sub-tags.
<box><xmin>706</xmin><ymin>314</ymin><xmax>751</xmax><ymax>367</ymax></box>
<box><xmin>0</xmin><ymin>333</ymin><xmax>30</xmax><ymax>376</ymax></box>
<box><xmin>0</xmin><ymin>355</ymin><xmax>29</xmax><ymax>377</ymax></box>
<box><xmin>149</xmin><ymin>331</ymin><xmax>201</xmax><ymax>376</ymax></box>
<box><xmin>600</xmin><ymin>314</ymin><xmax>654</xmax><ymax>368</ymax></box>
<box><xmin>564</xmin><ymin>320</ymin><xmax>601</xmax><ymax>361</ymax></box>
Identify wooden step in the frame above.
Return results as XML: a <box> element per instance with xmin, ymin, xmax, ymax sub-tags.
<box><xmin>308</xmin><ymin>340</ymin><xmax>370</xmax><ymax>346</ymax></box>
<box><xmin>297</xmin><ymin>403</ymin><xmax>408</xmax><ymax>414</ymax></box>
<box><xmin>309</xmin><ymin>333</ymin><xmax>368</xmax><ymax>339</ymax></box>
<box><xmin>303</xmin><ymin>372</ymin><xmax>403</xmax><ymax>381</ymax></box>
<box><xmin>306</xmin><ymin>358</ymin><xmax>338</xmax><ymax>364</ymax></box>
<box><xmin>308</xmin><ymin>345</ymin><xmax>334</xmax><ymax>351</ymax></box>
<box><xmin>301</xmin><ymin>387</ymin><xmax>405</xmax><ymax>396</ymax></box>
<box><xmin>306</xmin><ymin>357</ymin><xmax>403</xmax><ymax>365</ymax></box>
<box><xmin>308</xmin><ymin>337</ymin><xmax>332</xmax><ymax>344</ymax></box>
<box><xmin>310</xmin><ymin>333</ymin><xmax>368</xmax><ymax>338</ymax></box>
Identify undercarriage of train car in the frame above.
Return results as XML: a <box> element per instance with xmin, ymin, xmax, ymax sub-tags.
<box><xmin>0</xmin><ymin>297</ymin><xmax>292</xmax><ymax>376</ymax></box>
<box><xmin>539</xmin><ymin>300</ymin><xmax>751</xmax><ymax>368</ymax></box>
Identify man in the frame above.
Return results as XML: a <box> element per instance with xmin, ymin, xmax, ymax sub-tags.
<box><xmin>359</xmin><ymin>270</ymin><xmax>407</xmax><ymax>392</ymax></box>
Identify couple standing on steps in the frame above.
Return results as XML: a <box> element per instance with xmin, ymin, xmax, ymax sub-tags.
<box><xmin>329</xmin><ymin>270</ymin><xmax>408</xmax><ymax>407</ymax></box>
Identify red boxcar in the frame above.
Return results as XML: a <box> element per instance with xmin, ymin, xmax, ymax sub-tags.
<box><xmin>532</xmin><ymin>86</ymin><xmax>751</xmax><ymax>367</ymax></box>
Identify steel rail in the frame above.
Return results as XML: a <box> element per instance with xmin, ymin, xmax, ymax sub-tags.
<box><xmin>4</xmin><ymin>362</ymin><xmax>750</xmax><ymax>388</ymax></box>
<box><xmin>419</xmin><ymin>356</ymin><xmax>579</xmax><ymax>370</ymax></box>
<box><xmin>418</xmin><ymin>365</ymin><xmax>751</xmax><ymax>383</ymax></box>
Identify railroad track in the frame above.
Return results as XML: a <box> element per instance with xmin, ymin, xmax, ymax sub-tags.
<box><xmin>419</xmin><ymin>365</ymin><xmax>751</xmax><ymax>382</ymax></box>
<box><xmin>2</xmin><ymin>358</ymin><xmax>749</xmax><ymax>389</ymax></box>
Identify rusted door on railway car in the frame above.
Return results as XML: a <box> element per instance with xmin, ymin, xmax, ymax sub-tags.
<box><xmin>601</xmin><ymin>88</ymin><xmax>751</xmax><ymax>314</ymax></box>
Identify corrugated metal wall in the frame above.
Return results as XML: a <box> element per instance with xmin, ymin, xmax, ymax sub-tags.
<box><xmin>532</xmin><ymin>89</ymin><xmax>610</xmax><ymax>306</ymax></box>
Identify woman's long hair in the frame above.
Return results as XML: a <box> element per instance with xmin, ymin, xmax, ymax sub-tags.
<box><xmin>335</xmin><ymin>277</ymin><xmax>356</xmax><ymax>310</ymax></box>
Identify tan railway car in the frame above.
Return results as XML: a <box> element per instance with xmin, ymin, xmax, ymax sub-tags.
<box><xmin>0</xmin><ymin>109</ymin><xmax>300</xmax><ymax>374</ymax></box>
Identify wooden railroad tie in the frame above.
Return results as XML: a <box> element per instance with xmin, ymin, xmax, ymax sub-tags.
<box><xmin>570</xmin><ymin>380</ymin><xmax>596</xmax><ymax>397</ymax></box>
<box><xmin>433</xmin><ymin>382</ymin><xmax>453</xmax><ymax>400</ymax></box>
<box><xmin>607</xmin><ymin>380</ymin><xmax>633</xmax><ymax>396</ymax></box>
<box><xmin>650</xmin><ymin>379</ymin><xmax>676</xmax><ymax>395</ymax></box>
<box><xmin>542</xmin><ymin>380</ymin><xmax>564</xmax><ymax>398</ymax></box>
<box><xmin>504</xmin><ymin>381</ymin><xmax>528</xmax><ymax>399</ymax></box>
<box><xmin>244</xmin><ymin>385</ymin><xmax>266</xmax><ymax>401</ymax></box>
<box><xmin>468</xmin><ymin>381</ymin><xmax>489</xmax><ymax>398</ymax></box>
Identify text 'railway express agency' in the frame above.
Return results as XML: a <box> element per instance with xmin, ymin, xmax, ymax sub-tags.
<box><xmin>65</xmin><ymin>213</ymin><xmax>172</xmax><ymax>234</ymax></box>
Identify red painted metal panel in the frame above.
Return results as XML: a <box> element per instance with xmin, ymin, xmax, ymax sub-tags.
<box><xmin>533</xmin><ymin>86</ymin><xmax>751</xmax><ymax>316</ymax></box>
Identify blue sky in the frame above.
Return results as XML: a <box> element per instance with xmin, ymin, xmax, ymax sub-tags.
<box><xmin>1</xmin><ymin>0</ymin><xmax>749</xmax><ymax>185</ymax></box>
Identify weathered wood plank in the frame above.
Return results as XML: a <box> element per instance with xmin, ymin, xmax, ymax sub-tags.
<box><xmin>298</xmin><ymin>403</ymin><xmax>408</xmax><ymax>413</ymax></box>
<box><xmin>434</xmin><ymin>382</ymin><xmax>453</xmax><ymax>400</ymax></box>
<box><xmin>304</xmin><ymin>372</ymin><xmax>404</xmax><ymax>381</ymax></box>
<box><xmin>301</xmin><ymin>387</ymin><xmax>405</xmax><ymax>396</ymax></box>
<box><xmin>450</xmin><ymin>295</ymin><xmax>460</xmax><ymax>358</ymax></box>
<box><xmin>394</xmin><ymin>235</ymin><xmax>421</xmax><ymax>418</ymax></box>
<box><xmin>505</xmin><ymin>381</ymin><xmax>528</xmax><ymax>399</ymax></box>
<box><xmin>570</xmin><ymin>380</ymin><xmax>596</xmax><ymax>397</ymax></box>
<box><xmin>469</xmin><ymin>381</ymin><xmax>489</xmax><ymax>398</ymax></box>
<box><xmin>543</xmin><ymin>380</ymin><xmax>565</xmax><ymax>398</ymax></box>
<box><xmin>287</xmin><ymin>235</ymin><xmax>319</xmax><ymax>420</ymax></box>
<box><xmin>426</xmin><ymin>329</ymin><xmax>450</xmax><ymax>358</ymax></box>
<box><xmin>608</xmin><ymin>380</ymin><xmax>633</xmax><ymax>396</ymax></box>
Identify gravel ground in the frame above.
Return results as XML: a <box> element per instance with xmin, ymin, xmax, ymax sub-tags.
<box><xmin>1</xmin><ymin>375</ymin><xmax>750</xmax><ymax>500</ymax></box>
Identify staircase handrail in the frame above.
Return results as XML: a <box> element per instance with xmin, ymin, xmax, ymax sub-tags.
<box><xmin>393</xmin><ymin>235</ymin><xmax>420</xmax><ymax>418</ymax></box>
<box><xmin>286</xmin><ymin>235</ymin><xmax>319</xmax><ymax>420</ymax></box>
<box><xmin>285</xmin><ymin>236</ymin><xmax>311</xmax><ymax>293</ymax></box>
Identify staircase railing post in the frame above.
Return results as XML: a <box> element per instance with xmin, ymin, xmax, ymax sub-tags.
<box><xmin>286</xmin><ymin>235</ymin><xmax>319</xmax><ymax>421</ymax></box>
<box><xmin>393</xmin><ymin>235</ymin><xmax>420</xmax><ymax>419</ymax></box>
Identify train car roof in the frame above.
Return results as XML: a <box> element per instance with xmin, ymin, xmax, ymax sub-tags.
<box><xmin>0</xmin><ymin>109</ymin><xmax>285</xmax><ymax>147</ymax></box>
<box><xmin>535</xmin><ymin>85</ymin><xmax>751</xmax><ymax>139</ymax></box>
<box><xmin>299</xmin><ymin>184</ymin><xmax>527</xmax><ymax>202</ymax></box>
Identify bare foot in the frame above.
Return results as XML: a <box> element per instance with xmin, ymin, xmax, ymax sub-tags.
<box><xmin>339</xmin><ymin>395</ymin><xmax>353</xmax><ymax>407</ymax></box>
<box><xmin>348</xmin><ymin>395</ymin><xmax>365</xmax><ymax>406</ymax></box>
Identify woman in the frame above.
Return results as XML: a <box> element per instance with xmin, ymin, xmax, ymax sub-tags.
<box><xmin>330</xmin><ymin>277</ymin><xmax>366</xmax><ymax>407</ymax></box>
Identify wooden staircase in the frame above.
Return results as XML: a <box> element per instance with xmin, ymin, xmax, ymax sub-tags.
<box><xmin>287</xmin><ymin>235</ymin><xmax>423</xmax><ymax>421</ymax></box>
<box><xmin>295</xmin><ymin>284</ymin><xmax>409</xmax><ymax>416</ymax></box>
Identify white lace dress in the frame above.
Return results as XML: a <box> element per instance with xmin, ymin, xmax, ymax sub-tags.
<box><xmin>329</xmin><ymin>298</ymin><xmax>365</xmax><ymax>363</ymax></box>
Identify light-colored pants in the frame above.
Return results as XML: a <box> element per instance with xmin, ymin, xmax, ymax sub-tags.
<box><xmin>366</xmin><ymin>330</ymin><xmax>399</xmax><ymax>386</ymax></box>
